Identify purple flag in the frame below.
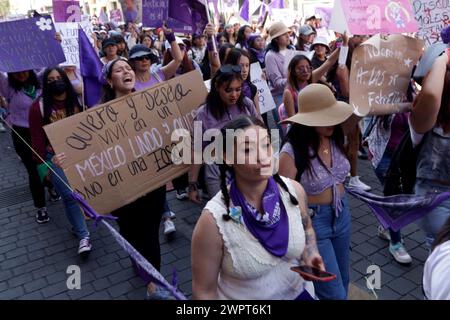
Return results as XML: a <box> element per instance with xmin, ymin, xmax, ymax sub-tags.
<box><xmin>269</xmin><ymin>0</ymin><xmax>284</xmax><ymax>9</ymax></box>
<box><xmin>347</xmin><ymin>187</ymin><xmax>450</xmax><ymax>232</ymax></box>
<box><xmin>239</xmin><ymin>0</ymin><xmax>250</xmax><ymax>22</ymax></box>
<box><xmin>0</xmin><ymin>15</ymin><xmax>66</xmax><ymax>72</ymax></box>
<box><xmin>52</xmin><ymin>0</ymin><xmax>81</xmax><ymax>23</ymax></box>
<box><xmin>78</xmin><ymin>27</ymin><xmax>104</xmax><ymax>107</ymax></box>
<box><xmin>169</xmin><ymin>0</ymin><xmax>208</xmax><ymax>34</ymax></box>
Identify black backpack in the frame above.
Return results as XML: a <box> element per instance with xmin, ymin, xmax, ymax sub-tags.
<box><xmin>383</xmin><ymin>129</ymin><xmax>425</xmax><ymax>196</ymax></box>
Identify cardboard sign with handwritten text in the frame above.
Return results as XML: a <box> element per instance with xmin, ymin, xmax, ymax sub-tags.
<box><xmin>349</xmin><ymin>35</ymin><xmax>423</xmax><ymax>116</ymax></box>
<box><xmin>44</xmin><ymin>71</ymin><xmax>207</xmax><ymax>214</ymax></box>
<box><xmin>412</xmin><ymin>0</ymin><xmax>449</xmax><ymax>46</ymax></box>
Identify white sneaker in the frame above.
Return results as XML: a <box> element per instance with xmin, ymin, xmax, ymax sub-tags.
<box><xmin>176</xmin><ymin>188</ymin><xmax>188</xmax><ymax>200</ymax></box>
<box><xmin>377</xmin><ymin>225</ymin><xmax>391</xmax><ymax>241</ymax></box>
<box><xmin>389</xmin><ymin>242</ymin><xmax>412</xmax><ymax>264</ymax></box>
<box><xmin>348</xmin><ymin>176</ymin><xmax>372</xmax><ymax>191</ymax></box>
<box><xmin>163</xmin><ymin>220</ymin><xmax>176</xmax><ymax>235</ymax></box>
<box><xmin>78</xmin><ymin>237</ymin><xmax>92</xmax><ymax>255</ymax></box>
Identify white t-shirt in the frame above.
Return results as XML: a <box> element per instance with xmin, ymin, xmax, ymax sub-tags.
<box><xmin>423</xmin><ymin>241</ymin><xmax>450</xmax><ymax>300</ymax></box>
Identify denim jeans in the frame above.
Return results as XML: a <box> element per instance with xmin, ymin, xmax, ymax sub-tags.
<box><xmin>47</xmin><ymin>153</ymin><xmax>89</xmax><ymax>239</ymax></box>
<box><xmin>374</xmin><ymin>150</ymin><xmax>402</xmax><ymax>244</ymax></box>
<box><xmin>309</xmin><ymin>196</ymin><xmax>351</xmax><ymax>300</ymax></box>
<box><xmin>415</xmin><ymin>179</ymin><xmax>450</xmax><ymax>249</ymax></box>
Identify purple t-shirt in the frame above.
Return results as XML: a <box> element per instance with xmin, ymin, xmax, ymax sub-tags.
<box><xmin>387</xmin><ymin>112</ymin><xmax>409</xmax><ymax>152</ymax></box>
<box><xmin>194</xmin><ymin>97</ymin><xmax>260</xmax><ymax>149</ymax></box>
<box><xmin>134</xmin><ymin>69</ymin><xmax>165</xmax><ymax>91</ymax></box>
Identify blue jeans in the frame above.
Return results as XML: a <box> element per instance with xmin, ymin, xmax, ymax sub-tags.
<box><xmin>309</xmin><ymin>196</ymin><xmax>351</xmax><ymax>300</ymax></box>
<box><xmin>374</xmin><ymin>150</ymin><xmax>402</xmax><ymax>244</ymax></box>
<box><xmin>415</xmin><ymin>179</ymin><xmax>450</xmax><ymax>249</ymax></box>
<box><xmin>47</xmin><ymin>153</ymin><xmax>89</xmax><ymax>239</ymax></box>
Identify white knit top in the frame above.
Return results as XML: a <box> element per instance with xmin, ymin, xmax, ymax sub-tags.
<box><xmin>204</xmin><ymin>176</ymin><xmax>314</xmax><ymax>300</ymax></box>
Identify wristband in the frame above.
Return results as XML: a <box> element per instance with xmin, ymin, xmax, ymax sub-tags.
<box><xmin>165</xmin><ymin>32</ymin><xmax>176</xmax><ymax>43</ymax></box>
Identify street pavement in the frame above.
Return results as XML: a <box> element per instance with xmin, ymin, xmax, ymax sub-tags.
<box><xmin>0</xmin><ymin>127</ymin><xmax>427</xmax><ymax>300</ymax></box>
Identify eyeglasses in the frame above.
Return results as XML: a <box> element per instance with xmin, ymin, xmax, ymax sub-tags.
<box><xmin>297</xmin><ymin>66</ymin><xmax>313</xmax><ymax>72</ymax></box>
<box><xmin>219</xmin><ymin>65</ymin><xmax>242</xmax><ymax>74</ymax></box>
<box><xmin>132</xmin><ymin>55</ymin><xmax>152</xmax><ymax>61</ymax></box>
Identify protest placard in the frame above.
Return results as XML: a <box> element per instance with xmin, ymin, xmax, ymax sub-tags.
<box><xmin>142</xmin><ymin>0</ymin><xmax>168</xmax><ymax>27</ymax></box>
<box><xmin>53</xmin><ymin>0</ymin><xmax>81</xmax><ymax>23</ymax></box>
<box><xmin>329</xmin><ymin>0</ymin><xmax>418</xmax><ymax>35</ymax></box>
<box><xmin>412</xmin><ymin>0</ymin><xmax>449</xmax><ymax>46</ymax></box>
<box><xmin>55</xmin><ymin>23</ymin><xmax>79</xmax><ymax>67</ymax></box>
<box><xmin>349</xmin><ymin>35</ymin><xmax>423</xmax><ymax>116</ymax></box>
<box><xmin>119</xmin><ymin>0</ymin><xmax>142</xmax><ymax>24</ymax></box>
<box><xmin>0</xmin><ymin>15</ymin><xmax>65</xmax><ymax>72</ymax></box>
<box><xmin>44</xmin><ymin>71</ymin><xmax>207</xmax><ymax>214</ymax></box>
<box><xmin>109</xmin><ymin>9</ymin><xmax>123</xmax><ymax>23</ymax></box>
<box><xmin>250</xmin><ymin>63</ymin><xmax>276</xmax><ymax>114</ymax></box>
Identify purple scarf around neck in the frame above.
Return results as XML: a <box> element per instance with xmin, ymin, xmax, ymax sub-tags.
<box><xmin>229</xmin><ymin>177</ymin><xmax>289</xmax><ymax>257</ymax></box>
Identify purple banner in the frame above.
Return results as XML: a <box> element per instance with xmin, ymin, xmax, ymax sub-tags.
<box><xmin>142</xmin><ymin>0</ymin><xmax>169</xmax><ymax>27</ymax></box>
<box><xmin>109</xmin><ymin>9</ymin><xmax>123</xmax><ymax>23</ymax></box>
<box><xmin>52</xmin><ymin>0</ymin><xmax>81</xmax><ymax>23</ymax></box>
<box><xmin>0</xmin><ymin>15</ymin><xmax>66</xmax><ymax>72</ymax></box>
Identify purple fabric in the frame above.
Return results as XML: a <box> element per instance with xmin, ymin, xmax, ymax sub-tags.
<box><xmin>169</xmin><ymin>0</ymin><xmax>208</xmax><ymax>34</ymax></box>
<box><xmin>70</xmin><ymin>191</ymin><xmax>186</xmax><ymax>300</ymax></box>
<box><xmin>269</xmin><ymin>0</ymin><xmax>285</xmax><ymax>9</ymax></box>
<box><xmin>265</xmin><ymin>50</ymin><xmax>289</xmax><ymax>96</ymax></box>
<box><xmin>142</xmin><ymin>0</ymin><xmax>168</xmax><ymax>27</ymax></box>
<box><xmin>134</xmin><ymin>69</ymin><xmax>165</xmax><ymax>91</ymax></box>
<box><xmin>281</xmin><ymin>141</ymin><xmax>350</xmax><ymax>217</ymax></box>
<box><xmin>229</xmin><ymin>177</ymin><xmax>289</xmax><ymax>257</ymax></box>
<box><xmin>346</xmin><ymin>187</ymin><xmax>450</xmax><ymax>232</ymax></box>
<box><xmin>0</xmin><ymin>73</ymin><xmax>41</xmax><ymax>128</ymax></box>
<box><xmin>249</xmin><ymin>48</ymin><xmax>265</xmax><ymax>65</ymax></box>
<box><xmin>239</xmin><ymin>0</ymin><xmax>250</xmax><ymax>22</ymax></box>
<box><xmin>241</xmin><ymin>81</ymin><xmax>252</xmax><ymax>100</ymax></box>
<box><xmin>78</xmin><ymin>27</ymin><xmax>105</xmax><ymax>107</ymax></box>
<box><xmin>441</xmin><ymin>25</ymin><xmax>450</xmax><ymax>44</ymax></box>
<box><xmin>0</xmin><ymin>15</ymin><xmax>66</xmax><ymax>73</ymax></box>
<box><xmin>195</xmin><ymin>97</ymin><xmax>259</xmax><ymax>148</ymax></box>
<box><xmin>165</xmin><ymin>32</ymin><xmax>176</xmax><ymax>43</ymax></box>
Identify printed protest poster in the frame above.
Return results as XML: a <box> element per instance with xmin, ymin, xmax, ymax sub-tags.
<box><xmin>44</xmin><ymin>71</ymin><xmax>207</xmax><ymax>214</ymax></box>
<box><xmin>119</xmin><ymin>0</ymin><xmax>142</xmax><ymax>24</ymax></box>
<box><xmin>0</xmin><ymin>15</ymin><xmax>66</xmax><ymax>72</ymax></box>
<box><xmin>142</xmin><ymin>0</ymin><xmax>168</xmax><ymax>27</ymax></box>
<box><xmin>411</xmin><ymin>0</ymin><xmax>450</xmax><ymax>46</ymax></box>
<box><xmin>329</xmin><ymin>0</ymin><xmax>418</xmax><ymax>35</ymax></box>
<box><xmin>53</xmin><ymin>0</ymin><xmax>81</xmax><ymax>23</ymax></box>
<box><xmin>109</xmin><ymin>9</ymin><xmax>123</xmax><ymax>23</ymax></box>
<box><xmin>55</xmin><ymin>23</ymin><xmax>79</xmax><ymax>67</ymax></box>
<box><xmin>349</xmin><ymin>35</ymin><xmax>424</xmax><ymax>117</ymax></box>
<box><xmin>250</xmin><ymin>63</ymin><xmax>276</xmax><ymax>114</ymax></box>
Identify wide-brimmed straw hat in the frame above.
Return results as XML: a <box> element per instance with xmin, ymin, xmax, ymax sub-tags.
<box><xmin>269</xmin><ymin>22</ymin><xmax>291</xmax><ymax>41</ymax></box>
<box><xmin>282</xmin><ymin>84</ymin><xmax>353</xmax><ymax>127</ymax></box>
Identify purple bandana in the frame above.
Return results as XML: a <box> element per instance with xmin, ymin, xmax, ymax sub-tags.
<box><xmin>229</xmin><ymin>177</ymin><xmax>289</xmax><ymax>257</ymax></box>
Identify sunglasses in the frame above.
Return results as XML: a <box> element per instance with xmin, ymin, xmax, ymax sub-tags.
<box><xmin>132</xmin><ymin>55</ymin><xmax>152</xmax><ymax>61</ymax></box>
<box><xmin>219</xmin><ymin>65</ymin><xmax>242</xmax><ymax>74</ymax></box>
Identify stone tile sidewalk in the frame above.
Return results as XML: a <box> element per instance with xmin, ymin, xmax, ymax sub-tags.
<box><xmin>0</xmin><ymin>128</ymin><xmax>427</xmax><ymax>300</ymax></box>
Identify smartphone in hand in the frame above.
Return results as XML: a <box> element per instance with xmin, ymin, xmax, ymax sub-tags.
<box><xmin>291</xmin><ymin>265</ymin><xmax>337</xmax><ymax>282</ymax></box>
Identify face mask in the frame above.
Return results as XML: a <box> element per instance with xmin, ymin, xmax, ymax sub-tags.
<box><xmin>48</xmin><ymin>79</ymin><xmax>67</xmax><ymax>96</ymax></box>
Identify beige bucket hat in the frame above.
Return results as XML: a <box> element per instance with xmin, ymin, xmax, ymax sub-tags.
<box><xmin>269</xmin><ymin>22</ymin><xmax>291</xmax><ymax>41</ymax></box>
<box><xmin>282</xmin><ymin>84</ymin><xmax>353</xmax><ymax>127</ymax></box>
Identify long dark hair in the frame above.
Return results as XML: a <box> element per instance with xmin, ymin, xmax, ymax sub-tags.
<box><xmin>7</xmin><ymin>70</ymin><xmax>40</xmax><ymax>91</ymax></box>
<box><xmin>284</xmin><ymin>123</ymin><xmax>345</xmax><ymax>179</ymax></box>
<box><xmin>162</xmin><ymin>49</ymin><xmax>194</xmax><ymax>75</ymax></box>
<box><xmin>206</xmin><ymin>66</ymin><xmax>244</xmax><ymax>120</ymax></box>
<box><xmin>236</xmin><ymin>25</ymin><xmax>251</xmax><ymax>48</ymax></box>
<box><xmin>287</xmin><ymin>55</ymin><xmax>312</xmax><ymax>91</ymax></box>
<box><xmin>41</xmin><ymin>67</ymin><xmax>79</xmax><ymax>124</ymax></box>
<box><xmin>219</xmin><ymin>115</ymin><xmax>299</xmax><ymax>221</ymax></box>
<box><xmin>224</xmin><ymin>48</ymin><xmax>252</xmax><ymax>82</ymax></box>
<box><xmin>219</xmin><ymin>43</ymin><xmax>234</xmax><ymax>64</ymax></box>
<box><xmin>266</xmin><ymin>39</ymin><xmax>280</xmax><ymax>53</ymax></box>
<box><xmin>102</xmin><ymin>58</ymin><xmax>134</xmax><ymax>103</ymax></box>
